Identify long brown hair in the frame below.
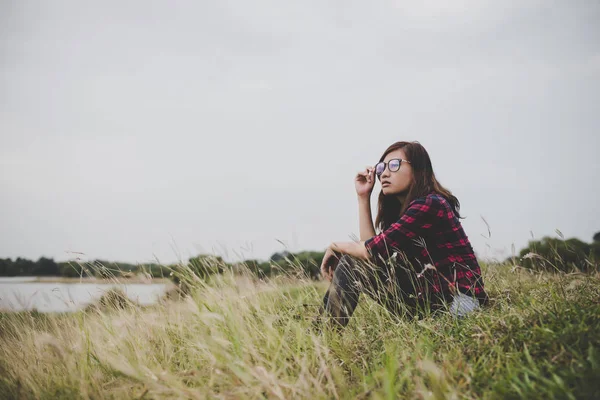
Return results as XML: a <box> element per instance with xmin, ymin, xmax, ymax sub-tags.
<box><xmin>375</xmin><ymin>141</ymin><xmax>461</xmax><ymax>231</ymax></box>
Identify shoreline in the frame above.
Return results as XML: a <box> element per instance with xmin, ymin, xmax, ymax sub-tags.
<box><xmin>0</xmin><ymin>276</ymin><xmax>173</xmax><ymax>284</ymax></box>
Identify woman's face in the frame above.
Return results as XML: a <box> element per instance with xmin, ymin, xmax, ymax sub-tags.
<box><xmin>378</xmin><ymin>148</ymin><xmax>413</xmax><ymax>196</ymax></box>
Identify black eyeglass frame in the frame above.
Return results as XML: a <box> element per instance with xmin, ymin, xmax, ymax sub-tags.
<box><xmin>375</xmin><ymin>158</ymin><xmax>411</xmax><ymax>178</ymax></box>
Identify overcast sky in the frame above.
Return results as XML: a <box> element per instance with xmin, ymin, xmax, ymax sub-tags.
<box><xmin>1</xmin><ymin>0</ymin><xmax>599</xmax><ymax>265</ymax></box>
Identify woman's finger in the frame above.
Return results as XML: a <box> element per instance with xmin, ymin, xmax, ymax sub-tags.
<box><xmin>321</xmin><ymin>257</ymin><xmax>329</xmax><ymax>274</ymax></box>
<box><xmin>321</xmin><ymin>250</ymin><xmax>331</xmax><ymax>279</ymax></box>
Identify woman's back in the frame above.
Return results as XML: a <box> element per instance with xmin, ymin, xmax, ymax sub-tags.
<box><xmin>365</xmin><ymin>192</ymin><xmax>487</xmax><ymax>305</ymax></box>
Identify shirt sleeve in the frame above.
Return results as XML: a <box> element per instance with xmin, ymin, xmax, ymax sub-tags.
<box><xmin>364</xmin><ymin>195</ymin><xmax>441</xmax><ymax>263</ymax></box>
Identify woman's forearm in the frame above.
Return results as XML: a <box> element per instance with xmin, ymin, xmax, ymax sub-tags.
<box><xmin>331</xmin><ymin>241</ymin><xmax>370</xmax><ymax>260</ymax></box>
<box><xmin>358</xmin><ymin>195</ymin><xmax>376</xmax><ymax>241</ymax></box>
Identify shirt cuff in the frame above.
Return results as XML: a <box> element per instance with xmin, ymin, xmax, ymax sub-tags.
<box><xmin>364</xmin><ymin>236</ymin><xmax>377</xmax><ymax>258</ymax></box>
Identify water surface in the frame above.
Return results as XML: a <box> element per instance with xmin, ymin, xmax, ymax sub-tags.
<box><xmin>0</xmin><ymin>278</ymin><xmax>169</xmax><ymax>312</ymax></box>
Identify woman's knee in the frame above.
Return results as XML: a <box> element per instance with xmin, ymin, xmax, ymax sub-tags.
<box><xmin>332</xmin><ymin>255</ymin><xmax>354</xmax><ymax>280</ymax></box>
<box><xmin>337</xmin><ymin>254</ymin><xmax>355</xmax><ymax>268</ymax></box>
<box><xmin>334</xmin><ymin>255</ymin><xmax>375</xmax><ymax>288</ymax></box>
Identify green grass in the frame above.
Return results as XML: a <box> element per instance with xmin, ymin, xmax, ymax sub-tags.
<box><xmin>0</xmin><ymin>264</ymin><xmax>598</xmax><ymax>399</ymax></box>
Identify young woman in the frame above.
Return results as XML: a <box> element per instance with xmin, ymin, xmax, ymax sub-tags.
<box><xmin>318</xmin><ymin>141</ymin><xmax>488</xmax><ymax>328</ymax></box>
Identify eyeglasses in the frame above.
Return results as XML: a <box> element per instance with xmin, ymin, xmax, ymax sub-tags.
<box><xmin>375</xmin><ymin>159</ymin><xmax>411</xmax><ymax>178</ymax></box>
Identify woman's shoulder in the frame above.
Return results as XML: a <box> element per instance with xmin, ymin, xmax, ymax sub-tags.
<box><xmin>409</xmin><ymin>192</ymin><xmax>449</xmax><ymax>209</ymax></box>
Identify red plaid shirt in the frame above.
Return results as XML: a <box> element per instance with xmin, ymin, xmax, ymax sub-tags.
<box><xmin>364</xmin><ymin>192</ymin><xmax>487</xmax><ymax>304</ymax></box>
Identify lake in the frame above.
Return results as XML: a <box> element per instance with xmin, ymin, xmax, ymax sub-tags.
<box><xmin>0</xmin><ymin>277</ymin><xmax>171</xmax><ymax>312</ymax></box>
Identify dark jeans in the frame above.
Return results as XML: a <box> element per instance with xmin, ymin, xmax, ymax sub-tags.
<box><xmin>322</xmin><ymin>255</ymin><xmax>445</xmax><ymax>328</ymax></box>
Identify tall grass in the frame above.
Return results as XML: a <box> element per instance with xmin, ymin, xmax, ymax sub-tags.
<box><xmin>0</xmin><ymin>258</ymin><xmax>598</xmax><ymax>399</ymax></box>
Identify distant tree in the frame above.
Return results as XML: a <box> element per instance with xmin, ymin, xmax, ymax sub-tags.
<box><xmin>144</xmin><ymin>263</ymin><xmax>167</xmax><ymax>278</ymax></box>
<box><xmin>187</xmin><ymin>254</ymin><xmax>226</xmax><ymax>280</ymax></box>
<box><xmin>265</xmin><ymin>251</ymin><xmax>325</xmax><ymax>279</ymax></box>
<box><xmin>166</xmin><ymin>255</ymin><xmax>229</xmax><ymax>295</ymax></box>
<box><xmin>269</xmin><ymin>251</ymin><xmax>292</xmax><ymax>262</ymax></box>
<box><xmin>14</xmin><ymin>258</ymin><xmax>35</xmax><ymax>276</ymax></box>
<box><xmin>33</xmin><ymin>257</ymin><xmax>59</xmax><ymax>276</ymax></box>
<box><xmin>90</xmin><ymin>259</ymin><xmax>117</xmax><ymax>278</ymax></box>
<box><xmin>519</xmin><ymin>236</ymin><xmax>597</xmax><ymax>272</ymax></box>
<box><xmin>57</xmin><ymin>261</ymin><xmax>91</xmax><ymax>278</ymax></box>
<box><xmin>592</xmin><ymin>233</ymin><xmax>600</xmax><ymax>266</ymax></box>
<box><xmin>0</xmin><ymin>258</ymin><xmax>16</xmax><ymax>276</ymax></box>
<box><xmin>236</xmin><ymin>259</ymin><xmax>270</xmax><ymax>278</ymax></box>
<box><xmin>289</xmin><ymin>251</ymin><xmax>325</xmax><ymax>279</ymax></box>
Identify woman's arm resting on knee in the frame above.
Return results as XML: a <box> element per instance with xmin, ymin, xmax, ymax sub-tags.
<box><xmin>330</xmin><ymin>241</ymin><xmax>371</xmax><ymax>261</ymax></box>
<box><xmin>321</xmin><ymin>241</ymin><xmax>371</xmax><ymax>280</ymax></box>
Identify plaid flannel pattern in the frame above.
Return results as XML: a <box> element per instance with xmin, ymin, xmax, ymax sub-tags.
<box><xmin>364</xmin><ymin>193</ymin><xmax>487</xmax><ymax>303</ymax></box>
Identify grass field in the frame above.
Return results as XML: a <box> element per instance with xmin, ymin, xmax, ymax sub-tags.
<box><xmin>0</xmin><ymin>262</ymin><xmax>598</xmax><ymax>399</ymax></box>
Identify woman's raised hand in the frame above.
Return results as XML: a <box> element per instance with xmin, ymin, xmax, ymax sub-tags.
<box><xmin>355</xmin><ymin>166</ymin><xmax>375</xmax><ymax>197</ymax></box>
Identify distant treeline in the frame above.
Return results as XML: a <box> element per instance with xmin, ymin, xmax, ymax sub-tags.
<box><xmin>516</xmin><ymin>232</ymin><xmax>600</xmax><ymax>272</ymax></box>
<box><xmin>0</xmin><ymin>250</ymin><xmax>327</xmax><ymax>280</ymax></box>
<box><xmin>0</xmin><ymin>257</ymin><xmax>166</xmax><ymax>278</ymax></box>
<box><xmin>2</xmin><ymin>232</ymin><xmax>599</xmax><ymax>279</ymax></box>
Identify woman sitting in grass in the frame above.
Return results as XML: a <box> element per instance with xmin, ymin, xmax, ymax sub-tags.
<box><xmin>318</xmin><ymin>141</ymin><xmax>488</xmax><ymax>328</ymax></box>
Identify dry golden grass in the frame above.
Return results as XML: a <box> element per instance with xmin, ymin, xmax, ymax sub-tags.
<box><xmin>0</xmin><ymin>262</ymin><xmax>599</xmax><ymax>399</ymax></box>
